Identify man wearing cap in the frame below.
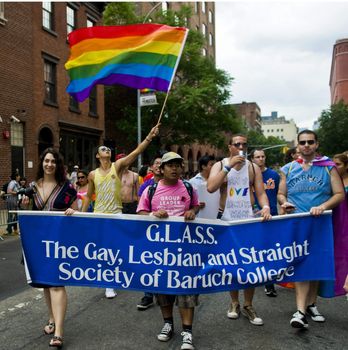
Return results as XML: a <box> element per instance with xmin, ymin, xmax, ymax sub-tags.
<box><xmin>81</xmin><ymin>125</ymin><xmax>160</xmax><ymax>299</ymax></box>
<box><xmin>137</xmin><ymin>152</ymin><xmax>200</xmax><ymax>350</ymax></box>
<box><xmin>207</xmin><ymin>134</ymin><xmax>271</xmax><ymax>326</ymax></box>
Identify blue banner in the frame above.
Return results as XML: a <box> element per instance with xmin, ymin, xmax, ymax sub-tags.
<box><xmin>18</xmin><ymin>212</ymin><xmax>335</xmax><ymax>294</ymax></box>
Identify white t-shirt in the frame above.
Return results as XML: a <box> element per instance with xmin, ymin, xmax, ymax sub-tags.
<box><xmin>189</xmin><ymin>173</ymin><xmax>220</xmax><ymax>219</ymax></box>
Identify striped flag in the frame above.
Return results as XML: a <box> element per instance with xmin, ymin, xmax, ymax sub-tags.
<box><xmin>65</xmin><ymin>24</ymin><xmax>189</xmax><ymax>102</ymax></box>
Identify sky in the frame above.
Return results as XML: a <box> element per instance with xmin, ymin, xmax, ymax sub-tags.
<box><xmin>215</xmin><ymin>1</ymin><xmax>348</xmax><ymax>129</ymax></box>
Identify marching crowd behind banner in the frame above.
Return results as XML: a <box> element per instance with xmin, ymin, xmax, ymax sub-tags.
<box><xmin>18</xmin><ymin>212</ymin><xmax>335</xmax><ymax>295</ymax></box>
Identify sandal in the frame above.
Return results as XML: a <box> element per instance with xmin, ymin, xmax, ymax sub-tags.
<box><xmin>44</xmin><ymin>321</ymin><xmax>55</xmax><ymax>335</ymax></box>
<box><xmin>49</xmin><ymin>335</ymin><xmax>63</xmax><ymax>348</ymax></box>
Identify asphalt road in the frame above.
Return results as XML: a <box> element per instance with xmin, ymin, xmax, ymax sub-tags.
<box><xmin>0</xmin><ymin>236</ymin><xmax>347</xmax><ymax>350</ymax></box>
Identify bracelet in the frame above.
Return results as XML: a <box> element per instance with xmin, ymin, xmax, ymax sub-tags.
<box><xmin>262</xmin><ymin>205</ymin><xmax>270</xmax><ymax>209</ymax></box>
<box><xmin>145</xmin><ymin>137</ymin><xmax>152</xmax><ymax>142</ymax></box>
<box><xmin>149</xmin><ymin>212</ymin><xmax>154</xmax><ymax>216</ymax></box>
<box><xmin>223</xmin><ymin>165</ymin><xmax>231</xmax><ymax>173</ymax></box>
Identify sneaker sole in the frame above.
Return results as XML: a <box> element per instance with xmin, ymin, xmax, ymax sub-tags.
<box><xmin>310</xmin><ymin>316</ymin><xmax>325</xmax><ymax>322</ymax></box>
<box><xmin>241</xmin><ymin>311</ymin><xmax>264</xmax><ymax>326</ymax></box>
<box><xmin>137</xmin><ymin>303</ymin><xmax>154</xmax><ymax>310</ymax></box>
<box><xmin>181</xmin><ymin>344</ymin><xmax>194</xmax><ymax>350</ymax></box>
<box><xmin>290</xmin><ymin>320</ymin><xmax>308</xmax><ymax>329</ymax></box>
<box><xmin>227</xmin><ymin>312</ymin><xmax>240</xmax><ymax>319</ymax></box>
<box><xmin>157</xmin><ymin>335</ymin><xmax>172</xmax><ymax>342</ymax></box>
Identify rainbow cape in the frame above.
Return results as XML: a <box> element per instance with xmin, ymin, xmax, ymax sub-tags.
<box><xmin>65</xmin><ymin>24</ymin><xmax>189</xmax><ymax>102</ymax></box>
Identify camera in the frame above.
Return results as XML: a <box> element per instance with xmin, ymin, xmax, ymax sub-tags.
<box><xmin>17</xmin><ymin>186</ymin><xmax>36</xmax><ymax>201</ymax></box>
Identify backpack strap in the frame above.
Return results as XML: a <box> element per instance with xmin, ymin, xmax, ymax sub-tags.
<box><xmin>147</xmin><ymin>182</ymin><xmax>158</xmax><ymax>212</ymax></box>
<box><xmin>182</xmin><ymin>180</ymin><xmax>194</xmax><ymax>208</ymax></box>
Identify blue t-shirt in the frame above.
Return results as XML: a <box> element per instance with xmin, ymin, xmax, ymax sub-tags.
<box><xmin>138</xmin><ymin>178</ymin><xmax>155</xmax><ymax>197</ymax></box>
<box><xmin>254</xmin><ymin>168</ymin><xmax>280</xmax><ymax>215</ymax></box>
<box><xmin>281</xmin><ymin>161</ymin><xmax>333</xmax><ymax>213</ymax></box>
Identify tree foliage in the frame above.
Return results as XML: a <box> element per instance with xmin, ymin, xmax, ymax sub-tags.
<box><xmin>247</xmin><ymin>130</ymin><xmax>286</xmax><ymax>167</ymax></box>
<box><xmin>103</xmin><ymin>3</ymin><xmax>243</xmax><ymax>150</ymax></box>
<box><xmin>317</xmin><ymin>100</ymin><xmax>348</xmax><ymax>156</ymax></box>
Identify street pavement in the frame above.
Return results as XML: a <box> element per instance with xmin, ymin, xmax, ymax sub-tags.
<box><xmin>0</xmin><ymin>235</ymin><xmax>347</xmax><ymax>350</ymax></box>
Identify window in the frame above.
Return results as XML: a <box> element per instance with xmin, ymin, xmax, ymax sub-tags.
<box><xmin>87</xmin><ymin>18</ymin><xmax>95</xmax><ymax>27</ymax></box>
<box><xmin>161</xmin><ymin>2</ymin><xmax>168</xmax><ymax>12</ymax></box>
<box><xmin>69</xmin><ymin>95</ymin><xmax>79</xmax><ymax>112</ymax></box>
<box><xmin>202</xmin><ymin>48</ymin><xmax>207</xmax><ymax>57</ymax></box>
<box><xmin>42</xmin><ymin>2</ymin><xmax>54</xmax><ymax>30</ymax></box>
<box><xmin>89</xmin><ymin>86</ymin><xmax>97</xmax><ymax>116</ymax></box>
<box><xmin>44</xmin><ymin>60</ymin><xmax>57</xmax><ymax>104</ymax></box>
<box><xmin>202</xmin><ymin>23</ymin><xmax>206</xmax><ymax>37</ymax></box>
<box><xmin>0</xmin><ymin>2</ymin><xmax>6</xmax><ymax>24</ymax></box>
<box><xmin>201</xmin><ymin>1</ymin><xmax>206</xmax><ymax>13</ymax></box>
<box><xmin>209</xmin><ymin>10</ymin><xmax>213</xmax><ymax>23</ymax></box>
<box><xmin>194</xmin><ymin>2</ymin><xmax>198</xmax><ymax>13</ymax></box>
<box><xmin>66</xmin><ymin>5</ymin><xmax>76</xmax><ymax>35</ymax></box>
<box><xmin>209</xmin><ymin>33</ymin><xmax>213</xmax><ymax>46</ymax></box>
<box><xmin>11</xmin><ymin>122</ymin><xmax>23</xmax><ymax>147</ymax></box>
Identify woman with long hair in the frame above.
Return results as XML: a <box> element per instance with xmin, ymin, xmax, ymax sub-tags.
<box><xmin>22</xmin><ymin>148</ymin><xmax>77</xmax><ymax>348</ymax></box>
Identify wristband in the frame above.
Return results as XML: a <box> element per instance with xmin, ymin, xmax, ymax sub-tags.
<box><xmin>262</xmin><ymin>205</ymin><xmax>270</xmax><ymax>209</ymax></box>
<box><xmin>223</xmin><ymin>165</ymin><xmax>231</xmax><ymax>173</ymax></box>
<box><xmin>145</xmin><ymin>137</ymin><xmax>152</xmax><ymax>142</ymax></box>
<box><xmin>149</xmin><ymin>212</ymin><xmax>154</xmax><ymax>216</ymax></box>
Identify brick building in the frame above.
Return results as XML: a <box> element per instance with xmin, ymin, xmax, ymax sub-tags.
<box><xmin>0</xmin><ymin>2</ymin><xmax>104</xmax><ymax>186</ymax></box>
<box><xmin>231</xmin><ymin>102</ymin><xmax>262</xmax><ymax>132</ymax></box>
<box><xmin>330</xmin><ymin>38</ymin><xmax>348</xmax><ymax>104</ymax></box>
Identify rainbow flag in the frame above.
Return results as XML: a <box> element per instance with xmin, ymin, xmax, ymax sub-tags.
<box><xmin>65</xmin><ymin>24</ymin><xmax>189</xmax><ymax>102</ymax></box>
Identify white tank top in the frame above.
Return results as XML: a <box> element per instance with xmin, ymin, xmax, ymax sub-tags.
<box><xmin>221</xmin><ymin>158</ymin><xmax>253</xmax><ymax>221</ymax></box>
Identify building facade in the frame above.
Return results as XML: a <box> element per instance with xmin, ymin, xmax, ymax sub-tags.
<box><xmin>232</xmin><ymin>102</ymin><xmax>262</xmax><ymax>132</ymax></box>
<box><xmin>0</xmin><ymin>2</ymin><xmax>104</xmax><ymax>186</ymax></box>
<box><xmin>330</xmin><ymin>38</ymin><xmax>348</xmax><ymax>104</ymax></box>
<box><xmin>261</xmin><ymin>111</ymin><xmax>298</xmax><ymax>145</ymax></box>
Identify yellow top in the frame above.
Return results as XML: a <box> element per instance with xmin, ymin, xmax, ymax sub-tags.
<box><xmin>94</xmin><ymin>163</ymin><xmax>122</xmax><ymax>214</ymax></box>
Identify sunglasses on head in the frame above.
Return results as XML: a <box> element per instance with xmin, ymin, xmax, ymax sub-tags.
<box><xmin>298</xmin><ymin>140</ymin><xmax>316</xmax><ymax>146</ymax></box>
<box><xmin>99</xmin><ymin>146</ymin><xmax>111</xmax><ymax>152</ymax></box>
<box><xmin>232</xmin><ymin>142</ymin><xmax>248</xmax><ymax>148</ymax></box>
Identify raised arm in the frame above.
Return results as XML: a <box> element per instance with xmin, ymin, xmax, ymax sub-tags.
<box><xmin>115</xmin><ymin>124</ymin><xmax>160</xmax><ymax>178</ymax></box>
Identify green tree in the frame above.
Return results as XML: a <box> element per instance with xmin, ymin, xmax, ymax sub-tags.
<box><xmin>247</xmin><ymin>130</ymin><xmax>286</xmax><ymax>167</ymax></box>
<box><xmin>317</xmin><ymin>100</ymin><xmax>348</xmax><ymax>156</ymax></box>
<box><xmin>103</xmin><ymin>4</ymin><xmax>243</xmax><ymax>151</ymax></box>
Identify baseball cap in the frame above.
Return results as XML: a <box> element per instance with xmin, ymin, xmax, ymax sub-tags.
<box><xmin>160</xmin><ymin>152</ymin><xmax>183</xmax><ymax>166</ymax></box>
<box><xmin>73</xmin><ymin>165</ymin><xmax>79</xmax><ymax>169</ymax></box>
<box><xmin>115</xmin><ymin>153</ymin><xmax>126</xmax><ymax>160</ymax></box>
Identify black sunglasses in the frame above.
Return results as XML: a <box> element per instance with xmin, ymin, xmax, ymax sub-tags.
<box><xmin>298</xmin><ymin>140</ymin><xmax>316</xmax><ymax>146</ymax></box>
<box><xmin>77</xmin><ymin>176</ymin><xmax>86</xmax><ymax>179</ymax></box>
<box><xmin>232</xmin><ymin>142</ymin><xmax>248</xmax><ymax>148</ymax></box>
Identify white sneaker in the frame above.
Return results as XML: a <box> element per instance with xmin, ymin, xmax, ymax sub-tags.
<box><xmin>306</xmin><ymin>304</ymin><xmax>325</xmax><ymax>322</ymax></box>
<box><xmin>181</xmin><ymin>331</ymin><xmax>194</xmax><ymax>350</ymax></box>
<box><xmin>105</xmin><ymin>288</ymin><xmax>117</xmax><ymax>299</ymax></box>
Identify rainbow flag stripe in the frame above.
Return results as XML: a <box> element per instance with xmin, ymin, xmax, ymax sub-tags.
<box><xmin>65</xmin><ymin>24</ymin><xmax>189</xmax><ymax>102</ymax></box>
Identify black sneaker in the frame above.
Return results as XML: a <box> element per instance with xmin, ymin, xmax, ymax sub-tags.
<box><xmin>137</xmin><ymin>296</ymin><xmax>154</xmax><ymax>310</ymax></box>
<box><xmin>306</xmin><ymin>304</ymin><xmax>325</xmax><ymax>322</ymax></box>
<box><xmin>290</xmin><ymin>310</ymin><xmax>308</xmax><ymax>329</ymax></box>
<box><xmin>264</xmin><ymin>284</ymin><xmax>277</xmax><ymax>297</ymax></box>
<box><xmin>157</xmin><ymin>322</ymin><xmax>173</xmax><ymax>342</ymax></box>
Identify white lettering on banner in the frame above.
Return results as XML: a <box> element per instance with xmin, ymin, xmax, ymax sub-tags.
<box><xmin>145</xmin><ymin>223</ymin><xmax>216</xmax><ymax>245</ymax></box>
<box><xmin>84</xmin><ymin>242</ymin><xmax>122</xmax><ymax>266</ymax></box>
<box><xmin>129</xmin><ymin>246</ymin><xmax>203</xmax><ymax>267</ymax></box>
<box><xmin>239</xmin><ymin>241</ymin><xmax>309</xmax><ymax>264</ymax></box>
<box><xmin>59</xmin><ymin>263</ymin><xmax>134</xmax><ymax>288</ymax></box>
<box><xmin>237</xmin><ymin>265</ymin><xmax>295</xmax><ymax>284</ymax></box>
<box><xmin>42</xmin><ymin>240</ymin><xmax>79</xmax><ymax>259</ymax></box>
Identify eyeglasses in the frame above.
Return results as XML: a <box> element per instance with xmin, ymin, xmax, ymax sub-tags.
<box><xmin>232</xmin><ymin>142</ymin><xmax>248</xmax><ymax>148</ymax></box>
<box><xmin>99</xmin><ymin>146</ymin><xmax>111</xmax><ymax>152</ymax></box>
<box><xmin>77</xmin><ymin>176</ymin><xmax>86</xmax><ymax>179</ymax></box>
<box><xmin>298</xmin><ymin>140</ymin><xmax>316</xmax><ymax>146</ymax></box>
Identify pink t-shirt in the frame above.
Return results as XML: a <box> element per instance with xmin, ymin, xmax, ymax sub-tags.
<box><xmin>137</xmin><ymin>179</ymin><xmax>199</xmax><ymax>216</ymax></box>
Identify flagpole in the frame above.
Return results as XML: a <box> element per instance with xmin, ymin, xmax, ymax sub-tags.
<box><xmin>137</xmin><ymin>89</ymin><xmax>142</xmax><ymax>170</ymax></box>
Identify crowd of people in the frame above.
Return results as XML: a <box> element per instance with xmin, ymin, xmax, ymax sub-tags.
<box><xmin>5</xmin><ymin>126</ymin><xmax>347</xmax><ymax>349</ymax></box>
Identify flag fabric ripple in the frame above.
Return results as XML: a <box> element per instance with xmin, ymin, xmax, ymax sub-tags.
<box><xmin>65</xmin><ymin>24</ymin><xmax>189</xmax><ymax>102</ymax></box>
